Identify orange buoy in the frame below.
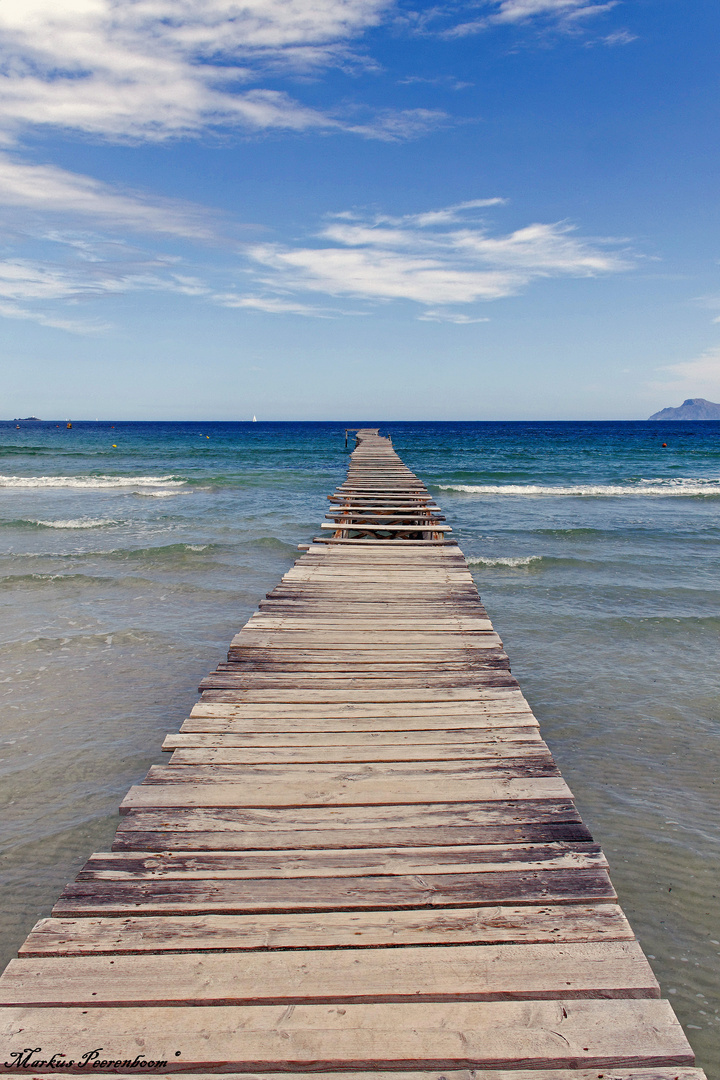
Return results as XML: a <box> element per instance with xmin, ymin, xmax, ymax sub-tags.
<box><xmin>662</xmin><ymin>443</ymin><xmax>667</xmax><ymax>447</ymax></box>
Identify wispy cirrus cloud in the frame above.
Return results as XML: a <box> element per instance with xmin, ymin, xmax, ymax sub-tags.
<box><xmin>0</xmin><ymin>154</ymin><xmax>227</xmax><ymax>241</ymax></box>
<box><xmin>240</xmin><ymin>200</ymin><xmax>633</xmax><ymax>318</ymax></box>
<box><xmin>215</xmin><ymin>293</ymin><xmax>337</xmax><ymax>317</ymax></box>
<box><xmin>414</xmin><ymin>0</ymin><xmax>626</xmax><ymax>41</ymax></box>
<box><xmin>0</xmin><ymin>0</ymin><xmax>445</xmax><ymax>143</ymax></box>
<box><xmin>490</xmin><ymin>0</ymin><xmax>617</xmax><ymax>26</ymax></box>
<box><xmin>0</xmin><ymin>241</ymin><xmax>221</xmax><ymax>333</ymax></box>
<box><xmin>0</xmin><ymin>152</ymin><xmax>235</xmax><ymax>330</ymax></box>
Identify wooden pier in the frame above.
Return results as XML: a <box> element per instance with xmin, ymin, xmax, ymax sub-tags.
<box><xmin>0</xmin><ymin>429</ymin><xmax>707</xmax><ymax>1078</ymax></box>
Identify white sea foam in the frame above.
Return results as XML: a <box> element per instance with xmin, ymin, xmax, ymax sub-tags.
<box><xmin>33</xmin><ymin>518</ymin><xmax>118</xmax><ymax>529</ymax></box>
<box><xmin>0</xmin><ymin>474</ymin><xmax>185</xmax><ymax>490</ymax></box>
<box><xmin>467</xmin><ymin>555</ymin><xmax>543</xmax><ymax>567</ymax></box>
<box><xmin>438</xmin><ymin>478</ymin><xmax>720</xmax><ymax>497</ymax></box>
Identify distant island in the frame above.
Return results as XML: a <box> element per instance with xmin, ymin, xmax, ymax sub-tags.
<box><xmin>14</xmin><ymin>416</ymin><xmax>42</xmax><ymax>421</ymax></box>
<box><xmin>648</xmin><ymin>397</ymin><xmax>720</xmax><ymax>420</ymax></box>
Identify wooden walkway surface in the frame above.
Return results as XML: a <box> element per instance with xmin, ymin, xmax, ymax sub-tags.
<box><xmin>0</xmin><ymin>429</ymin><xmax>707</xmax><ymax>1078</ymax></box>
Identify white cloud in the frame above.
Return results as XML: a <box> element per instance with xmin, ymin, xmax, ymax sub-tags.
<box><xmin>0</xmin><ymin>255</ymin><xmax>117</xmax><ymax>332</ymax></box>
<box><xmin>347</xmin><ymin>108</ymin><xmax>451</xmax><ymax>141</ymax></box>
<box><xmin>0</xmin><ymin>187</ymin><xmax>634</xmax><ymax>329</ymax></box>
<box><xmin>596</xmin><ymin>29</ymin><xmax>638</xmax><ymax>46</ymax></box>
<box><xmin>0</xmin><ymin>300</ymin><xmax>111</xmax><ymax>334</ymax></box>
<box><xmin>242</xmin><ymin>200</ymin><xmax>632</xmax><ymax>316</ymax></box>
<box><xmin>0</xmin><ymin>152</ymin><xmax>243</xmax><ymax>330</ymax></box>
<box><xmin>419</xmin><ymin>309</ymin><xmax>491</xmax><ymax>323</ymax></box>
<box><xmin>398</xmin><ymin>75</ymin><xmax>474</xmax><ymax>90</ymax></box>
<box><xmin>250</xmin><ymin>242</ymin><xmax>522</xmax><ymax>303</ymax></box>
<box><xmin>0</xmin><ymin>154</ymin><xmax>225</xmax><ymax>240</ymax></box>
<box><xmin>0</xmin><ymin>0</ymin><xmax>391</xmax><ymax>141</ymax></box>
<box><xmin>0</xmin><ymin>235</ymin><xmax>226</xmax><ymax>332</ymax></box>
<box><xmin>389</xmin><ymin>198</ymin><xmax>508</xmax><ymax>228</ymax></box>
<box><xmin>214</xmin><ymin>293</ymin><xmax>333</xmax><ymax>316</ymax></box>
<box><xmin>440</xmin><ymin>0</ymin><xmax>619</xmax><ymax>38</ymax></box>
<box><xmin>0</xmin><ymin>0</ymin><xmax>632</xmax><ymax>144</ymax></box>
<box><xmin>494</xmin><ymin>0</ymin><xmax>616</xmax><ymax>23</ymax></box>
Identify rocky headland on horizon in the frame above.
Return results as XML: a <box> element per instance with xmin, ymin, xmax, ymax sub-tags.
<box><xmin>648</xmin><ymin>397</ymin><xmax>720</xmax><ymax>419</ymax></box>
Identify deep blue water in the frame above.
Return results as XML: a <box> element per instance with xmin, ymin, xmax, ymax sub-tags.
<box><xmin>1</xmin><ymin>419</ymin><xmax>719</xmax><ymax>1071</ymax></box>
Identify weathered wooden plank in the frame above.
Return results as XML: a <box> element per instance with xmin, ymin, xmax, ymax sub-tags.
<box><xmin>320</xmin><ymin>523</ymin><xmax>452</xmax><ymax>530</ymax></box>
<box><xmin>167</xmin><ymin>747</ymin><xmax>554</xmax><ymax>766</ymax></box>
<box><xmin>165</xmin><ymin>746</ymin><xmax>549</xmax><ymax>765</ymax></box>
<box><xmin>200</xmin><ymin>675</ymin><xmax>517</xmax><ymax>692</ymax></box>
<box><xmin>215</xmin><ymin>659</ymin><xmax>506</xmax><ymax>669</ymax></box>
<box><xmin>227</xmin><ymin>642</ymin><xmax>506</xmax><ymax>658</ymax></box>
<box><xmin>0</xmin><ymin>941</ymin><xmax>659</xmax><ymax>1007</ymax></box>
<box><xmin>76</xmin><ymin>842</ymin><xmax>606</xmax><ymax>879</ymax></box>
<box><xmin>180</xmin><ymin>715</ymin><xmax>540</xmax><ymax>733</ymax></box>
<box><xmin>219</xmin><ymin>659</ymin><xmax>509</xmax><ymax>670</ymax></box>
<box><xmin>143</xmin><ymin>757</ymin><xmax>561</xmax><ymax>779</ymax></box>
<box><xmin>240</xmin><ymin>620</ymin><xmax>491</xmax><ymax>633</ymax></box>
<box><xmin>222</xmin><ymin>650</ymin><xmax>498</xmax><ymax>661</ymax></box>
<box><xmin>229</xmin><ymin>633</ymin><xmax>507</xmax><ymax>649</ymax></box>
<box><xmin>112</xmin><ymin>826</ymin><xmax>594</xmax><ymax>852</ymax></box>
<box><xmin>162</xmin><ymin>730</ymin><xmax>544</xmax><ymax>748</ymax></box>
<box><xmin>51</xmin><ymin>868</ymin><xmax>617</xmax><ymax>916</ymax></box>
<box><xmin>225</xmin><ymin>652</ymin><xmax>507</xmax><ymax>660</ymax></box>
<box><xmin>308</xmin><ymin>540</ymin><xmax>455</xmax><ymax>548</ymax></box>
<box><xmin>216</xmin><ymin>665</ymin><xmax>512</xmax><ymax>676</ymax></box>
<box><xmin>190</xmin><ymin>694</ymin><xmax>530</xmax><ymax>709</ymax></box>
<box><xmin>20</xmin><ymin>903</ymin><xmax>633</xmax><ymax>956</ymax></box>
<box><xmin>278</xmin><ymin>574</ymin><xmax>472</xmax><ymax>582</ymax></box>
<box><xmin>240</xmin><ymin>609</ymin><xmax>489</xmax><ymax>618</ymax></box>
<box><xmin>251</xmin><ymin>611</ymin><xmax>485</xmax><ymax>618</ymax></box>
<box><xmin>324</xmin><ymin>510</ymin><xmax>444</xmax><ymax>517</ymax></box>
<box><xmin>0</xmin><ymin>1000</ymin><xmax>694</xmax><ymax>1069</ymax></box>
<box><xmin>300</xmin><ymin>562</ymin><xmax>467</xmax><ymax>569</ymax></box>
<box><xmin>189</xmin><ymin>695</ymin><xmax>532</xmax><ymax>715</ymax></box>
<box><xmin>198</xmin><ymin>688</ymin><xmax>524</xmax><ymax>705</ymax></box>
<box><xmin>258</xmin><ymin>603</ymin><xmax>483</xmax><ymax>609</ymax></box>
<box><xmin>199</xmin><ymin>675</ymin><xmax>515</xmax><ymax>691</ymax></box>
<box><xmin>115</xmin><ymin>799</ymin><xmax>585</xmax><ymax>831</ymax></box>
<box><xmin>120</xmin><ymin>776</ymin><xmax>572</xmax><ymax>811</ymax></box>
<box><xmin>251</xmin><ymin>581</ymin><xmax>478</xmax><ymax>587</ymax></box>
<box><xmin>234</xmin><ymin>601</ymin><xmax>490</xmax><ymax>612</ymax></box>
<box><xmin>111</xmin><ymin>800</ymin><xmax>591</xmax><ymax>850</ymax></box>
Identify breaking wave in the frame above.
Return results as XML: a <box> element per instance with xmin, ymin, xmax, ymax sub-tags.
<box><xmin>28</xmin><ymin>518</ymin><xmax>118</xmax><ymax>529</ymax></box>
<box><xmin>437</xmin><ymin>478</ymin><xmax>720</xmax><ymax>497</ymax></box>
<box><xmin>0</xmin><ymin>517</ymin><xmax>120</xmax><ymax>530</ymax></box>
<box><xmin>0</xmin><ymin>474</ymin><xmax>186</xmax><ymax>490</ymax></box>
<box><xmin>466</xmin><ymin>555</ymin><xmax>544</xmax><ymax>568</ymax></box>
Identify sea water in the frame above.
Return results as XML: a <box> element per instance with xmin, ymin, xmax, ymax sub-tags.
<box><xmin>0</xmin><ymin>419</ymin><xmax>718</xmax><ymax>1074</ymax></box>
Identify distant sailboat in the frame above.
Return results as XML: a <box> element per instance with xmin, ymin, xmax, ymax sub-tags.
<box><xmin>252</xmin><ymin>415</ymin><xmax>257</xmax><ymax>422</ymax></box>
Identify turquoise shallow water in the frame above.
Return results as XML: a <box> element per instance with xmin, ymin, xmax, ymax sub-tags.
<box><xmin>1</xmin><ymin>419</ymin><xmax>719</xmax><ymax>1073</ymax></box>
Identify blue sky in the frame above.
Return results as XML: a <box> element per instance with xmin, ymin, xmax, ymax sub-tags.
<box><xmin>0</xmin><ymin>0</ymin><xmax>718</xmax><ymax>419</ymax></box>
